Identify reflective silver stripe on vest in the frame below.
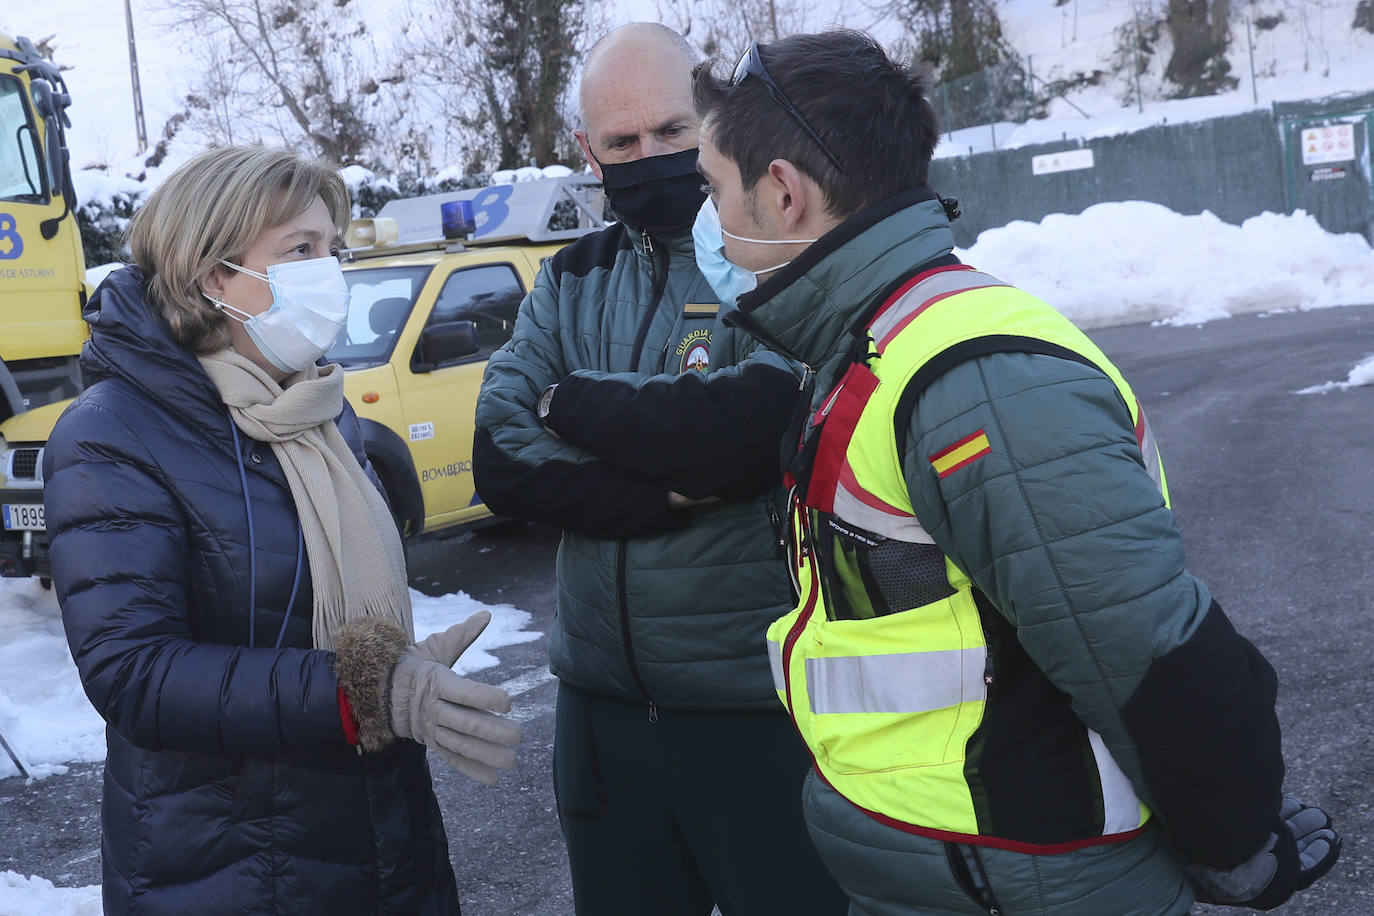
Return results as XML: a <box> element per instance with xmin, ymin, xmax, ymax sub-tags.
<box><xmin>1137</xmin><ymin>407</ymin><xmax>1164</xmax><ymax>496</ymax></box>
<box><xmin>833</xmin><ymin>481</ymin><xmax>936</xmax><ymax>544</ymax></box>
<box><xmin>1087</xmin><ymin>728</ymin><xmax>1144</xmax><ymax>833</ymax></box>
<box><xmin>805</xmin><ymin>647</ymin><xmax>987</xmax><ymax>714</ymax></box>
<box><xmin>768</xmin><ymin>638</ymin><xmax>785</xmax><ymax>693</ymax></box>
<box><xmin>868</xmin><ymin>270</ymin><xmax>1009</xmax><ymax>345</ymax></box>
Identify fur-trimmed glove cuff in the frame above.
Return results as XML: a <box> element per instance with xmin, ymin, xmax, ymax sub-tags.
<box><xmin>333</xmin><ymin>617</ymin><xmax>410</xmax><ymax>753</ymax></box>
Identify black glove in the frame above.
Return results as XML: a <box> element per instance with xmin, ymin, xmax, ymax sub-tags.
<box><xmin>1185</xmin><ymin>796</ymin><xmax>1341</xmax><ymax>910</ymax></box>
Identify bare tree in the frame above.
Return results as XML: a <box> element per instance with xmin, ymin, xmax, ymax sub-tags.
<box><xmin>161</xmin><ymin>0</ymin><xmax>403</xmax><ymax>164</ymax></box>
<box><xmin>1163</xmin><ymin>0</ymin><xmax>1238</xmax><ymax>95</ymax></box>
<box><xmin>871</xmin><ymin>0</ymin><xmax>1011</xmax><ymax>82</ymax></box>
<box><xmin>404</xmin><ymin>0</ymin><xmax>594</xmax><ymax>172</ymax></box>
<box><xmin>654</xmin><ymin>0</ymin><xmax>850</xmax><ymax>59</ymax></box>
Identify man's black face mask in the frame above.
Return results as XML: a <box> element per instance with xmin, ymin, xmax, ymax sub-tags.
<box><xmin>597</xmin><ymin>148</ymin><xmax>706</xmax><ymax>234</ymax></box>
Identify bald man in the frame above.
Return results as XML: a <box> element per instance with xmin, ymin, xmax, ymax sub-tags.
<box><xmin>474</xmin><ymin>22</ymin><xmax>847</xmax><ymax>916</ymax></box>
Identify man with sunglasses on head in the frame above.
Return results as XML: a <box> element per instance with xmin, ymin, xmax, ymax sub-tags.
<box><xmin>690</xmin><ymin>29</ymin><xmax>1341</xmax><ymax>916</ymax></box>
<box><xmin>473</xmin><ymin>22</ymin><xmax>846</xmax><ymax>916</ymax></box>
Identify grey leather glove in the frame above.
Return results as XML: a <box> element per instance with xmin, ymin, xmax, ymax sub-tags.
<box><xmin>389</xmin><ymin>611</ymin><xmax>523</xmax><ymax>785</ymax></box>
<box><xmin>1185</xmin><ymin>795</ymin><xmax>1341</xmax><ymax>910</ymax></box>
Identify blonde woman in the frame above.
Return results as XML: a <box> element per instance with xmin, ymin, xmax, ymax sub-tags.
<box><xmin>44</xmin><ymin>146</ymin><xmax>521</xmax><ymax>915</ymax></box>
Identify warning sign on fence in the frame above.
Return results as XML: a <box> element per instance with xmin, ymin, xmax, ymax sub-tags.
<box><xmin>1301</xmin><ymin>124</ymin><xmax>1356</xmax><ymax>166</ymax></box>
<box><xmin>1031</xmin><ymin>148</ymin><xmax>1095</xmax><ymax>176</ymax></box>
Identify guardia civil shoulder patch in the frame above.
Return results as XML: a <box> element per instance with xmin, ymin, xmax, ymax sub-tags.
<box><xmin>677</xmin><ymin>328</ymin><xmax>712</xmax><ymax>374</ymax></box>
<box><xmin>930</xmin><ymin>429</ymin><xmax>991</xmax><ymax>478</ymax></box>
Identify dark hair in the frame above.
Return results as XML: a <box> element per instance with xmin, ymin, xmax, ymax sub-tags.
<box><xmin>693</xmin><ymin>30</ymin><xmax>940</xmax><ymax>219</ymax></box>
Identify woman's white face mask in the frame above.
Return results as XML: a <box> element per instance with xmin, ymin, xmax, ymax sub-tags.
<box><xmin>204</xmin><ymin>256</ymin><xmax>351</xmax><ymax>373</ymax></box>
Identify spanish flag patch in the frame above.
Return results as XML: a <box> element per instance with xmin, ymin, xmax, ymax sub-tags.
<box><xmin>930</xmin><ymin>429</ymin><xmax>992</xmax><ymax>478</ymax></box>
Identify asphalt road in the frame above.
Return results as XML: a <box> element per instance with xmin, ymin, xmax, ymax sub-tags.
<box><xmin>2</xmin><ymin>304</ymin><xmax>1371</xmax><ymax>915</ymax></box>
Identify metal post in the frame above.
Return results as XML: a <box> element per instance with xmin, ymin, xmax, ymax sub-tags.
<box><xmin>987</xmin><ymin>71</ymin><xmax>997</xmax><ymax>150</ymax></box>
<box><xmin>124</xmin><ymin>0</ymin><xmax>148</xmax><ymax>155</ymax></box>
<box><xmin>0</xmin><ymin>726</ymin><xmax>30</xmax><ymax>779</ymax></box>
<box><xmin>1132</xmin><ymin>12</ymin><xmax>1145</xmax><ymax>114</ymax></box>
<box><xmin>1247</xmin><ymin>17</ymin><xmax>1259</xmax><ymax>104</ymax></box>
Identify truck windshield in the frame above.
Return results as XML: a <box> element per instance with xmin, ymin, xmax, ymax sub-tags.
<box><xmin>0</xmin><ymin>75</ymin><xmax>44</xmax><ymax>202</ymax></box>
<box><xmin>329</xmin><ymin>264</ymin><xmax>433</xmax><ymax>367</ymax></box>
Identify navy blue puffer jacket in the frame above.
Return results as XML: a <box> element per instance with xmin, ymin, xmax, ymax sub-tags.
<box><xmin>44</xmin><ymin>267</ymin><xmax>459</xmax><ymax>915</ymax></box>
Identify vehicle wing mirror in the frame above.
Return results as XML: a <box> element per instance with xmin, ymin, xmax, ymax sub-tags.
<box><xmin>42</xmin><ymin>115</ymin><xmax>64</xmax><ymax>193</ymax></box>
<box><xmin>413</xmin><ymin>320</ymin><xmax>479</xmax><ymax>372</ymax></box>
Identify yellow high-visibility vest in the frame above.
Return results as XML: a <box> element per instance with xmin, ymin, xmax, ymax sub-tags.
<box><xmin>767</xmin><ymin>265</ymin><xmax>1167</xmax><ymax>850</ymax></box>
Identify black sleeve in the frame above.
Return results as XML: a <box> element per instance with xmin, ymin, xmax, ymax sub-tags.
<box><xmin>473</xmin><ymin>428</ymin><xmax>688</xmax><ymax>539</ymax></box>
<box><xmin>544</xmin><ymin>362</ymin><xmax>800</xmax><ymax>501</ymax></box>
<box><xmin>1120</xmin><ymin>600</ymin><xmax>1284</xmax><ymax>867</ymax></box>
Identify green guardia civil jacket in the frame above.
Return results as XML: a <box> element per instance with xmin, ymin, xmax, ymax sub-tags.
<box><xmin>722</xmin><ymin>187</ymin><xmax>1284</xmax><ymax>910</ymax></box>
<box><xmin>474</xmin><ymin>220</ymin><xmax>802</xmax><ymax>711</ymax></box>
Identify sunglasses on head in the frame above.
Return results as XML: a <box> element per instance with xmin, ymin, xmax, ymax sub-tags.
<box><xmin>730</xmin><ymin>43</ymin><xmax>845</xmax><ymax>174</ymax></box>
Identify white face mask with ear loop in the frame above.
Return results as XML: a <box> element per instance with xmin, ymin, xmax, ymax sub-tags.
<box><xmin>203</xmin><ymin>255</ymin><xmax>351</xmax><ymax>373</ymax></box>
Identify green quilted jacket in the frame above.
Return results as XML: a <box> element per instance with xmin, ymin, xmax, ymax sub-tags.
<box><xmin>474</xmin><ymin>221</ymin><xmax>801</xmax><ymax>711</ymax></box>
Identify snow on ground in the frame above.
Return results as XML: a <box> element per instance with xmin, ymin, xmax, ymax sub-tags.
<box><xmin>956</xmin><ymin>201</ymin><xmax>1374</xmax><ymax>328</ymax></box>
<box><xmin>0</xmin><ymin>872</ymin><xmax>100</xmax><ymax>916</ymax></box>
<box><xmin>1297</xmin><ymin>354</ymin><xmax>1374</xmax><ymax>393</ymax></box>
<box><xmin>0</xmin><ymin>576</ymin><xmax>542</xmax><ymax>781</ymax></box>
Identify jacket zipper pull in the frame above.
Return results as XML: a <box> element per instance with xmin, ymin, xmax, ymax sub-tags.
<box><xmin>767</xmin><ymin>503</ymin><xmax>785</xmax><ymax>549</ymax></box>
<box><xmin>641</xmin><ymin>228</ymin><xmax>654</xmax><ymax>255</ymax></box>
<box><xmin>983</xmin><ymin>650</ymin><xmax>996</xmax><ymax>688</ymax></box>
<box><xmin>648</xmin><ymin>702</ymin><xmax>658</xmax><ymax>724</ymax></box>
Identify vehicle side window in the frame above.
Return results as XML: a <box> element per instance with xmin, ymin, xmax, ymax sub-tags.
<box><xmin>0</xmin><ymin>76</ymin><xmax>44</xmax><ymax>202</ymax></box>
<box><xmin>427</xmin><ymin>263</ymin><xmax>525</xmax><ymax>361</ymax></box>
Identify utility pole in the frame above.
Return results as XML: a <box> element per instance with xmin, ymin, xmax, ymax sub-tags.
<box><xmin>124</xmin><ymin>0</ymin><xmax>148</xmax><ymax>155</ymax></box>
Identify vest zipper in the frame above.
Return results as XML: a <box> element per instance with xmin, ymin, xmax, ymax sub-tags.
<box><xmin>616</xmin><ymin>541</ymin><xmax>657</xmax><ymax>722</ymax></box>
<box><xmin>629</xmin><ymin>229</ymin><xmax>670</xmax><ymax>371</ymax></box>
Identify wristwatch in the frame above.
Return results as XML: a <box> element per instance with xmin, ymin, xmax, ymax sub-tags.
<box><xmin>537</xmin><ymin>383</ymin><xmax>559</xmax><ymax>423</ymax></box>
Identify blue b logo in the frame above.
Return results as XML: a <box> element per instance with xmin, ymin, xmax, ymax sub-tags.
<box><xmin>469</xmin><ymin>186</ymin><xmax>514</xmax><ymax>238</ymax></box>
<box><xmin>0</xmin><ymin>213</ymin><xmax>22</xmax><ymax>260</ymax></box>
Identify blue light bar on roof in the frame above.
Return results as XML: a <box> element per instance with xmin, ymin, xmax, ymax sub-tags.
<box><xmin>441</xmin><ymin>200</ymin><xmax>476</xmax><ymax>240</ymax></box>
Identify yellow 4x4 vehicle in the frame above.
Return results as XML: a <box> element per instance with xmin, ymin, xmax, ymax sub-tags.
<box><xmin>0</xmin><ymin>175</ymin><xmax>604</xmax><ymax>579</ymax></box>
<box><xmin>333</xmin><ymin>174</ymin><xmax>602</xmax><ymax>536</ymax></box>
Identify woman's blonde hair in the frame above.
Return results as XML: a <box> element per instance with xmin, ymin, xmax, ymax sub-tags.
<box><xmin>127</xmin><ymin>145</ymin><xmax>350</xmax><ymax>353</ymax></box>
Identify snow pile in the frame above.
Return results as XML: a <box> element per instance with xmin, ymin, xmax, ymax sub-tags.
<box><xmin>0</xmin><ymin>578</ymin><xmax>104</xmax><ymax>781</ymax></box>
<box><xmin>491</xmin><ymin>164</ymin><xmax>575</xmax><ymax>185</ymax></box>
<box><xmin>956</xmin><ymin>202</ymin><xmax>1374</xmax><ymax>328</ymax></box>
<box><xmin>0</xmin><ymin>576</ymin><xmax>543</xmax><ymax>780</ymax></box>
<box><xmin>411</xmin><ymin>590</ymin><xmax>543</xmax><ymax>675</ymax></box>
<box><xmin>1296</xmin><ymin>355</ymin><xmax>1374</xmax><ymax>394</ymax></box>
<box><xmin>0</xmin><ymin>873</ymin><xmax>99</xmax><ymax>916</ymax></box>
<box><xmin>85</xmin><ymin>263</ymin><xmax>125</xmax><ymax>289</ymax></box>
<box><xmin>70</xmin><ymin>171</ymin><xmax>145</xmax><ymax>211</ymax></box>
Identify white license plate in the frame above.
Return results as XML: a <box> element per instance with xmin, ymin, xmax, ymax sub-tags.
<box><xmin>1</xmin><ymin>503</ymin><xmax>45</xmax><ymax>531</ymax></box>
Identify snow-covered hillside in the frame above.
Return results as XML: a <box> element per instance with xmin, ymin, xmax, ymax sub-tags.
<box><xmin>3</xmin><ymin>0</ymin><xmax>1371</xmax><ymax>177</ymax></box>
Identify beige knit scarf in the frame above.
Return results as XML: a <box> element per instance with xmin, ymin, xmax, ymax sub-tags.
<box><xmin>199</xmin><ymin>349</ymin><xmax>413</xmax><ymax>649</ymax></box>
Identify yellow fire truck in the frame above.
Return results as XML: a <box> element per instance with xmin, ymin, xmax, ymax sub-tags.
<box><xmin>0</xmin><ymin>34</ymin><xmax>85</xmax><ymax>578</ymax></box>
